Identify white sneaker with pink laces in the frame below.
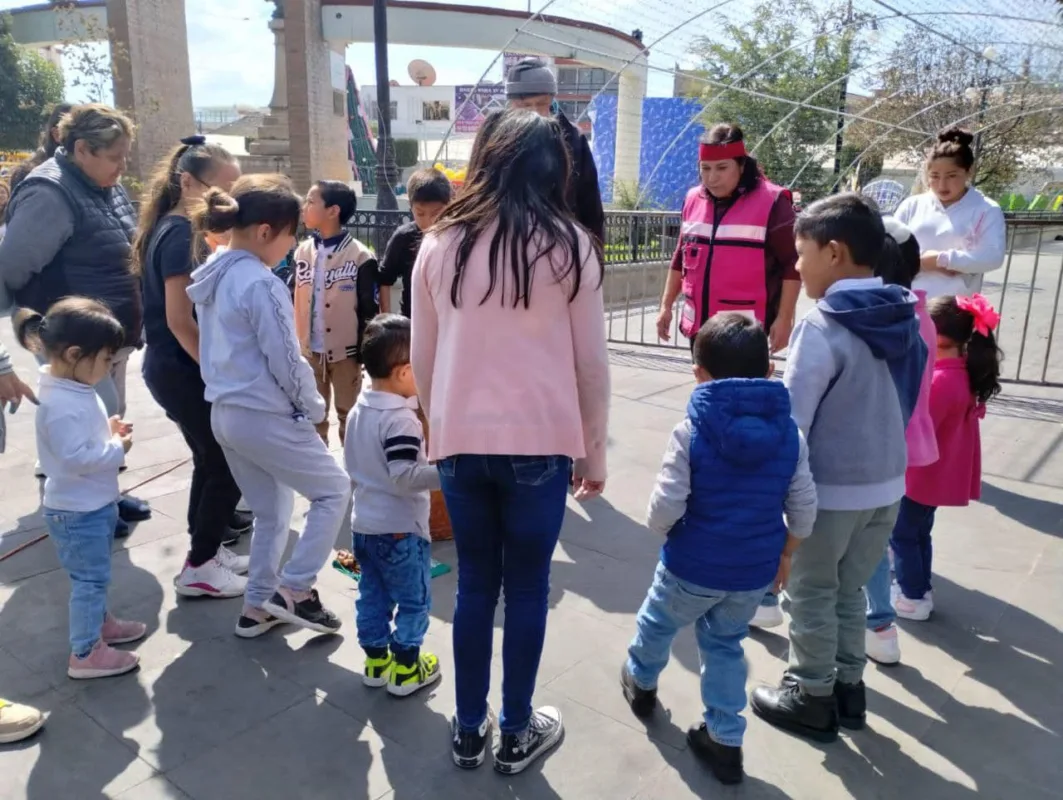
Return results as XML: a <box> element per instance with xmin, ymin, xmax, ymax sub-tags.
<box><xmin>893</xmin><ymin>592</ymin><xmax>933</xmax><ymax>621</ymax></box>
<box><xmin>68</xmin><ymin>640</ymin><xmax>139</xmax><ymax>679</ymax></box>
<box><xmin>175</xmin><ymin>558</ymin><xmax>247</xmax><ymax>598</ymax></box>
<box><xmin>101</xmin><ymin>613</ymin><xmax>147</xmax><ymax>645</ymax></box>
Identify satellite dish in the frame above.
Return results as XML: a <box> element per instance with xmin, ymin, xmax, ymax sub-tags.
<box><xmin>408</xmin><ymin>59</ymin><xmax>437</xmax><ymax>86</ymax></box>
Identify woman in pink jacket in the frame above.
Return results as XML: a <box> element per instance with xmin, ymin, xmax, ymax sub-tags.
<box><xmin>411</xmin><ymin>109</ymin><xmax>610</xmax><ymax>775</ymax></box>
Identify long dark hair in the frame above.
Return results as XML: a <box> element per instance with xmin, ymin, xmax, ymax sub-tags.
<box><xmin>702</xmin><ymin>123</ymin><xmax>762</xmax><ymax>193</ymax></box>
<box><xmin>131</xmin><ymin>136</ymin><xmax>235</xmax><ymax>275</ymax></box>
<box><xmin>929</xmin><ymin>296</ymin><xmax>1002</xmax><ymax>404</ymax></box>
<box><xmin>435</xmin><ymin>109</ymin><xmax>598</xmax><ymax>308</ymax></box>
<box><xmin>9</xmin><ymin>102</ymin><xmax>74</xmax><ymax>193</ymax></box>
<box><xmin>876</xmin><ymin>217</ymin><xmax>921</xmax><ymax>289</ymax></box>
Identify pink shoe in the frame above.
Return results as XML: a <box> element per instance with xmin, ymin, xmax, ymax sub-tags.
<box><xmin>68</xmin><ymin>639</ymin><xmax>140</xmax><ymax>680</ymax></box>
<box><xmin>101</xmin><ymin>613</ymin><xmax>147</xmax><ymax>645</ymax></box>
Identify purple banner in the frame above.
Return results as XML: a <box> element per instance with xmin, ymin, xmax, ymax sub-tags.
<box><xmin>453</xmin><ymin>84</ymin><xmax>507</xmax><ymax>134</ymax></box>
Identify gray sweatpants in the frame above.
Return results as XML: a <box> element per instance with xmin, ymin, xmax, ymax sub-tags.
<box><xmin>211</xmin><ymin>404</ymin><xmax>351</xmax><ymax>608</ymax></box>
<box><xmin>786</xmin><ymin>503</ymin><xmax>900</xmax><ymax>695</ymax></box>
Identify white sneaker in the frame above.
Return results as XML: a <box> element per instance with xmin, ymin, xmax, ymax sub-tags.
<box><xmin>866</xmin><ymin>624</ymin><xmax>901</xmax><ymax>665</ymax></box>
<box><xmin>893</xmin><ymin>592</ymin><xmax>933</xmax><ymax>621</ymax></box>
<box><xmin>174</xmin><ymin>559</ymin><xmax>246</xmax><ymax>598</ymax></box>
<box><xmin>33</xmin><ymin>460</ymin><xmax>45</xmax><ymax>479</ymax></box>
<box><xmin>750</xmin><ymin>603</ymin><xmax>784</xmax><ymax>629</ymax></box>
<box><xmin>215</xmin><ymin>545</ymin><xmax>250</xmax><ymax>575</ymax></box>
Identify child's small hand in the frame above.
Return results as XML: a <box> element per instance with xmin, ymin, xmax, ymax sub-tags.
<box><xmin>773</xmin><ymin>554</ymin><xmax>792</xmax><ymax>594</ymax></box>
<box><xmin>109</xmin><ymin>415</ymin><xmax>122</xmax><ymax>436</ymax></box>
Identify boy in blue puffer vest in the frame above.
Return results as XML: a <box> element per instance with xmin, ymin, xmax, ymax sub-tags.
<box><xmin>620</xmin><ymin>313</ymin><xmax>818</xmax><ymax>786</ymax></box>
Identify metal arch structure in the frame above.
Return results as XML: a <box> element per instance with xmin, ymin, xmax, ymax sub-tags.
<box><xmin>631</xmin><ymin>8</ymin><xmax>1061</xmax><ymax>207</ymax></box>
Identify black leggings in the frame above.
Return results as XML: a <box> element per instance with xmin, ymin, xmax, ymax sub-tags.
<box><xmin>143</xmin><ymin>350</ymin><xmax>241</xmax><ymax>566</ymax></box>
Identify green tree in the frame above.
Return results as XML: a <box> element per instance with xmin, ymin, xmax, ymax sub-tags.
<box><xmin>683</xmin><ymin>0</ymin><xmax>862</xmax><ymax>198</ymax></box>
<box><xmin>0</xmin><ymin>14</ymin><xmax>65</xmax><ymax>151</ymax></box>
<box><xmin>853</xmin><ymin>30</ymin><xmax>1059</xmax><ymax>197</ymax></box>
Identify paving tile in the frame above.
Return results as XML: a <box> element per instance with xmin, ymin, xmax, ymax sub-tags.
<box><xmin>167</xmin><ymin>696</ymin><xmax>420</xmax><ymax>800</ymax></box>
<box><xmin>111</xmin><ymin>775</ymin><xmax>191</xmax><ymax>800</ymax></box>
<box><xmin>0</xmin><ymin>690</ymin><xmax>155</xmax><ymax>800</ymax></box>
<box><xmin>73</xmin><ymin>637</ymin><xmax>313</xmax><ymax>772</ymax></box>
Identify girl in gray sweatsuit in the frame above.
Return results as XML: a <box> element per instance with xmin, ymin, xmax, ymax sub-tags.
<box><xmin>186</xmin><ymin>175</ymin><xmax>351</xmax><ymax>640</ymax></box>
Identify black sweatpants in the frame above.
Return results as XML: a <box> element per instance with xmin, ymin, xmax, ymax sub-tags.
<box><xmin>143</xmin><ymin>349</ymin><xmax>241</xmax><ymax>566</ymax></box>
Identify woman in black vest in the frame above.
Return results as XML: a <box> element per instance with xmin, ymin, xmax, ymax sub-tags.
<box><xmin>0</xmin><ymin>103</ymin><xmax>151</xmax><ymax>534</ymax></box>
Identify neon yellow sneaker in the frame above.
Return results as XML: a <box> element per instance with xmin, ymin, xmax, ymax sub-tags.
<box><xmin>387</xmin><ymin>652</ymin><xmax>442</xmax><ymax>697</ymax></box>
<box><xmin>0</xmin><ymin>699</ymin><xmax>44</xmax><ymax>744</ymax></box>
<box><xmin>363</xmin><ymin>652</ymin><xmax>394</xmax><ymax>688</ymax></box>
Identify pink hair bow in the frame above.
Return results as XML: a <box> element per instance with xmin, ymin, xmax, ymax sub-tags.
<box><xmin>956</xmin><ymin>294</ymin><xmax>1000</xmax><ymax>336</ymax></box>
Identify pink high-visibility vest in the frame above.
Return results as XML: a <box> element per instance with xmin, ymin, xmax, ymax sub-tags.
<box><xmin>677</xmin><ymin>180</ymin><xmax>788</xmax><ymax>338</ymax></box>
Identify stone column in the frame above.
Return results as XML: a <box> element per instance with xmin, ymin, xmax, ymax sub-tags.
<box><xmin>107</xmin><ymin>0</ymin><xmax>195</xmax><ymax>180</ymax></box>
<box><xmin>249</xmin><ymin>16</ymin><xmax>291</xmax><ymax>161</ymax></box>
<box><xmin>283</xmin><ymin>0</ymin><xmax>350</xmax><ymax>192</ymax></box>
<box><xmin>614</xmin><ymin>64</ymin><xmax>647</xmax><ymax>196</ymax></box>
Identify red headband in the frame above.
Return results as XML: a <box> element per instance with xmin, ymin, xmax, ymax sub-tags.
<box><xmin>699</xmin><ymin>141</ymin><xmax>746</xmax><ymax>161</ymax></box>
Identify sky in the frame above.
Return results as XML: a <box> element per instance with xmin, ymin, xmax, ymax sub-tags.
<box><xmin>1</xmin><ymin>0</ymin><xmax>676</xmax><ymax>109</ymax></box>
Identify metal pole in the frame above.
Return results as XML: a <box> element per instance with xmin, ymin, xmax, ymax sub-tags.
<box><xmin>374</xmin><ymin>0</ymin><xmax>399</xmax><ymax>213</ymax></box>
<box><xmin>831</xmin><ymin>0</ymin><xmax>854</xmax><ymax>186</ymax></box>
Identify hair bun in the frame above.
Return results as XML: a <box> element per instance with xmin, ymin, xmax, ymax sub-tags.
<box><xmin>180</xmin><ymin>134</ymin><xmax>206</xmax><ymax>147</ymax></box>
<box><xmin>937</xmin><ymin>126</ymin><xmax>974</xmax><ymax>148</ymax></box>
<box><xmin>882</xmin><ymin>216</ymin><xmax>913</xmax><ymax>244</ymax></box>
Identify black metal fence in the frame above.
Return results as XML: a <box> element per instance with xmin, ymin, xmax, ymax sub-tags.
<box><xmin>347</xmin><ymin>210</ymin><xmax>1063</xmax><ymax>386</ymax></box>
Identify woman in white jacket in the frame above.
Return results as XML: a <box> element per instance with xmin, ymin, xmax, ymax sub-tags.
<box><xmin>895</xmin><ymin>127</ymin><xmax>1007</xmax><ymax>299</ymax></box>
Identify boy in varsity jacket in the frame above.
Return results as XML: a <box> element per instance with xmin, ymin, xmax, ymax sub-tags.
<box><xmin>294</xmin><ymin>180</ymin><xmax>379</xmax><ymax>445</ymax></box>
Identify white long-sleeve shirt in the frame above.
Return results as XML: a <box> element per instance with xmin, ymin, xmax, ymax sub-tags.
<box><xmin>895</xmin><ymin>188</ymin><xmax>1007</xmax><ymax>299</ymax></box>
<box><xmin>36</xmin><ymin>367</ymin><xmax>125</xmax><ymax>512</ymax></box>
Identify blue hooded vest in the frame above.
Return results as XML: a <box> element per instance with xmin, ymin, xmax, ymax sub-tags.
<box><xmin>661</xmin><ymin>379</ymin><xmax>800</xmax><ymax>592</ymax></box>
<box><xmin>12</xmin><ymin>151</ymin><xmax>141</xmax><ymax>347</ymax></box>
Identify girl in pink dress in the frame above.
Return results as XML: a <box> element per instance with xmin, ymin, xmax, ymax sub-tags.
<box><xmin>892</xmin><ymin>294</ymin><xmax>1002</xmax><ymax>620</ymax></box>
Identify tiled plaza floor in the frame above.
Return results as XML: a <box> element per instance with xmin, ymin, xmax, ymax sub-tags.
<box><xmin>1</xmin><ymin>330</ymin><xmax>1061</xmax><ymax>799</ymax></box>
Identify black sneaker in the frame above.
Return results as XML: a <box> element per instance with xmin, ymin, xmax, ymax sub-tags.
<box><xmin>114</xmin><ymin>516</ymin><xmax>132</xmax><ymax>540</ymax></box>
<box><xmin>262</xmin><ymin>588</ymin><xmax>342</xmax><ymax>634</ymax></box>
<box><xmin>750</xmin><ymin>676</ymin><xmax>839</xmax><ymax>743</ymax></box>
<box><xmin>620</xmin><ymin>662</ymin><xmax>657</xmax><ymax>718</ymax></box>
<box><xmin>229</xmin><ymin>509</ymin><xmax>254</xmax><ymax>533</ymax></box>
<box><xmin>118</xmin><ymin>495</ymin><xmax>152</xmax><ymax>522</ymax></box>
<box><xmin>687</xmin><ymin>723</ymin><xmax>743</xmax><ymax>785</ymax></box>
<box><xmin>833</xmin><ymin>680</ymin><xmax>866</xmax><ymax>730</ymax></box>
<box><xmin>221</xmin><ymin>528</ymin><xmax>241</xmax><ymax>547</ymax></box>
<box><xmin>451</xmin><ymin>714</ymin><xmax>491</xmax><ymax>770</ymax></box>
<box><xmin>234</xmin><ymin>612</ymin><xmax>285</xmax><ymax>639</ymax></box>
<box><xmin>494</xmin><ymin>706</ymin><xmax>564</xmax><ymax>775</ymax></box>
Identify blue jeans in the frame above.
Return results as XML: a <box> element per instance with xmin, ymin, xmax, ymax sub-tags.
<box><xmin>627</xmin><ymin>563</ymin><xmax>768</xmax><ymax>747</ymax></box>
<box><xmin>43</xmin><ymin>502</ymin><xmax>118</xmax><ymax>656</ymax></box>
<box><xmin>352</xmin><ymin>532</ymin><xmax>431</xmax><ymax>664</ymax></box>
<box><xmin>759</xmin><ymin>591</ymin><xmax>780</xmax><ymax>608</ymax></box>
<box><xmin>439</xmin><ymin>454</ymin><xmax>572</xmax><ymax>735</ymax></box>
<box><xmin>865</xmin><ymin>550</ymin><xmax>896</xmax><ymax>630</ymax></box>
<box><xmin>890</xmin><ymin>496</ymin><xmax>936</xmax><ymax>600</ymax></box>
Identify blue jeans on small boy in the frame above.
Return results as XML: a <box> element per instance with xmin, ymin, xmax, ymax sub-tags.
<box><xmin>627</xmin><ymin>562</ymin><xmax>769</xmax><ymax>747</ymax></box>
<box><xmin>353</xmin><ymin>532</ymin><xmax>431</xmax><ymax>665</ymax></box>
<box><xmin>44</xmin><ymin>502</ymin><xmax>119</xmax><ymax>656</ymax></box>
<box><xmin>890</xmin><ymin>497</ymin><xmax>936</xmax><ymax>600</ymax></box>
<box><xmin>439</xmin><ymin>454</ymin><xmax>572</xmax><ymax>736</ymax></box>
<box><xmin>865</xmin><ymin>550</ymin><xmax>896</xmax><ymax>630</ymax></box>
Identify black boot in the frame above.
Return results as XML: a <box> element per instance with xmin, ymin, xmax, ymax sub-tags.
<box><xmin>750</xmin><ymin>676</ymin><xmax>839</xmax><ymax>743</ymax></box>
<box><xmin>620</xmin><ymin>663</ymin><xmax>657</xmax><ymax>718</ymax></box>
<box><xmin>833</xmin><ymin>680</ymin><xmax>866</xmax><ymax>730</ymax></box>
<box><xmin>687</xmin><ymin>723</ymin><xmax>743</xmax><ymax>785</ymax></box>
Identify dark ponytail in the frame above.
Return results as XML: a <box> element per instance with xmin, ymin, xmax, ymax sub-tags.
<box><xmin>14</xmin><ymin>299</ymin><xmax>125</xmax><ymax>362</ymax></box>
<box><xmin>876</xmin><ymin>217</ymin><xmax>921</xmax><ymax>289</ymax></box>
<box><xmin>131</xmin><ymin>135</ymin><xmax>236</xmax><ymax>275</ymax></box>
<box><xmin>929</xmin><ymin>296</ymin><xmax>1002</xmax><ymax>404</ymax></box>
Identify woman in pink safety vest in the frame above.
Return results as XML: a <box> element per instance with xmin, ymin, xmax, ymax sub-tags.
<box><xmin>656</xmin><ymin>123</ymin><xmax>801</xmax><ymax>353</ymax></box>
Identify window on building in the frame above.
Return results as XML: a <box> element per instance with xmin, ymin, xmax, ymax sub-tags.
<box><xmin>422</xmin><ymin>100</ymin><xmax>450</xmax><ymax>121</ymax></box>
<box><xmin>557</xmin><ymin>67</ymin><xmax>579</xmax><ymax>88</ymax></box>
<box><xmin>558</xmin><ymin>100</ymin><xmax>590</xmax><ymax>120</ymax></box>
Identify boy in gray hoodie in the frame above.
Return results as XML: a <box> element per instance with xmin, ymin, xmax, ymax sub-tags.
<box><xmin>750</xmin><ymin>194</ymin><xmax>926</xmax><ymax>742</ymax></box>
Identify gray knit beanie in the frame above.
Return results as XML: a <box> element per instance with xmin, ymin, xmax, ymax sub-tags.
<box><xmin>505</xmin><ymin>58</ymin><xmax>557</xmax><ymax>98</ymax></box>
